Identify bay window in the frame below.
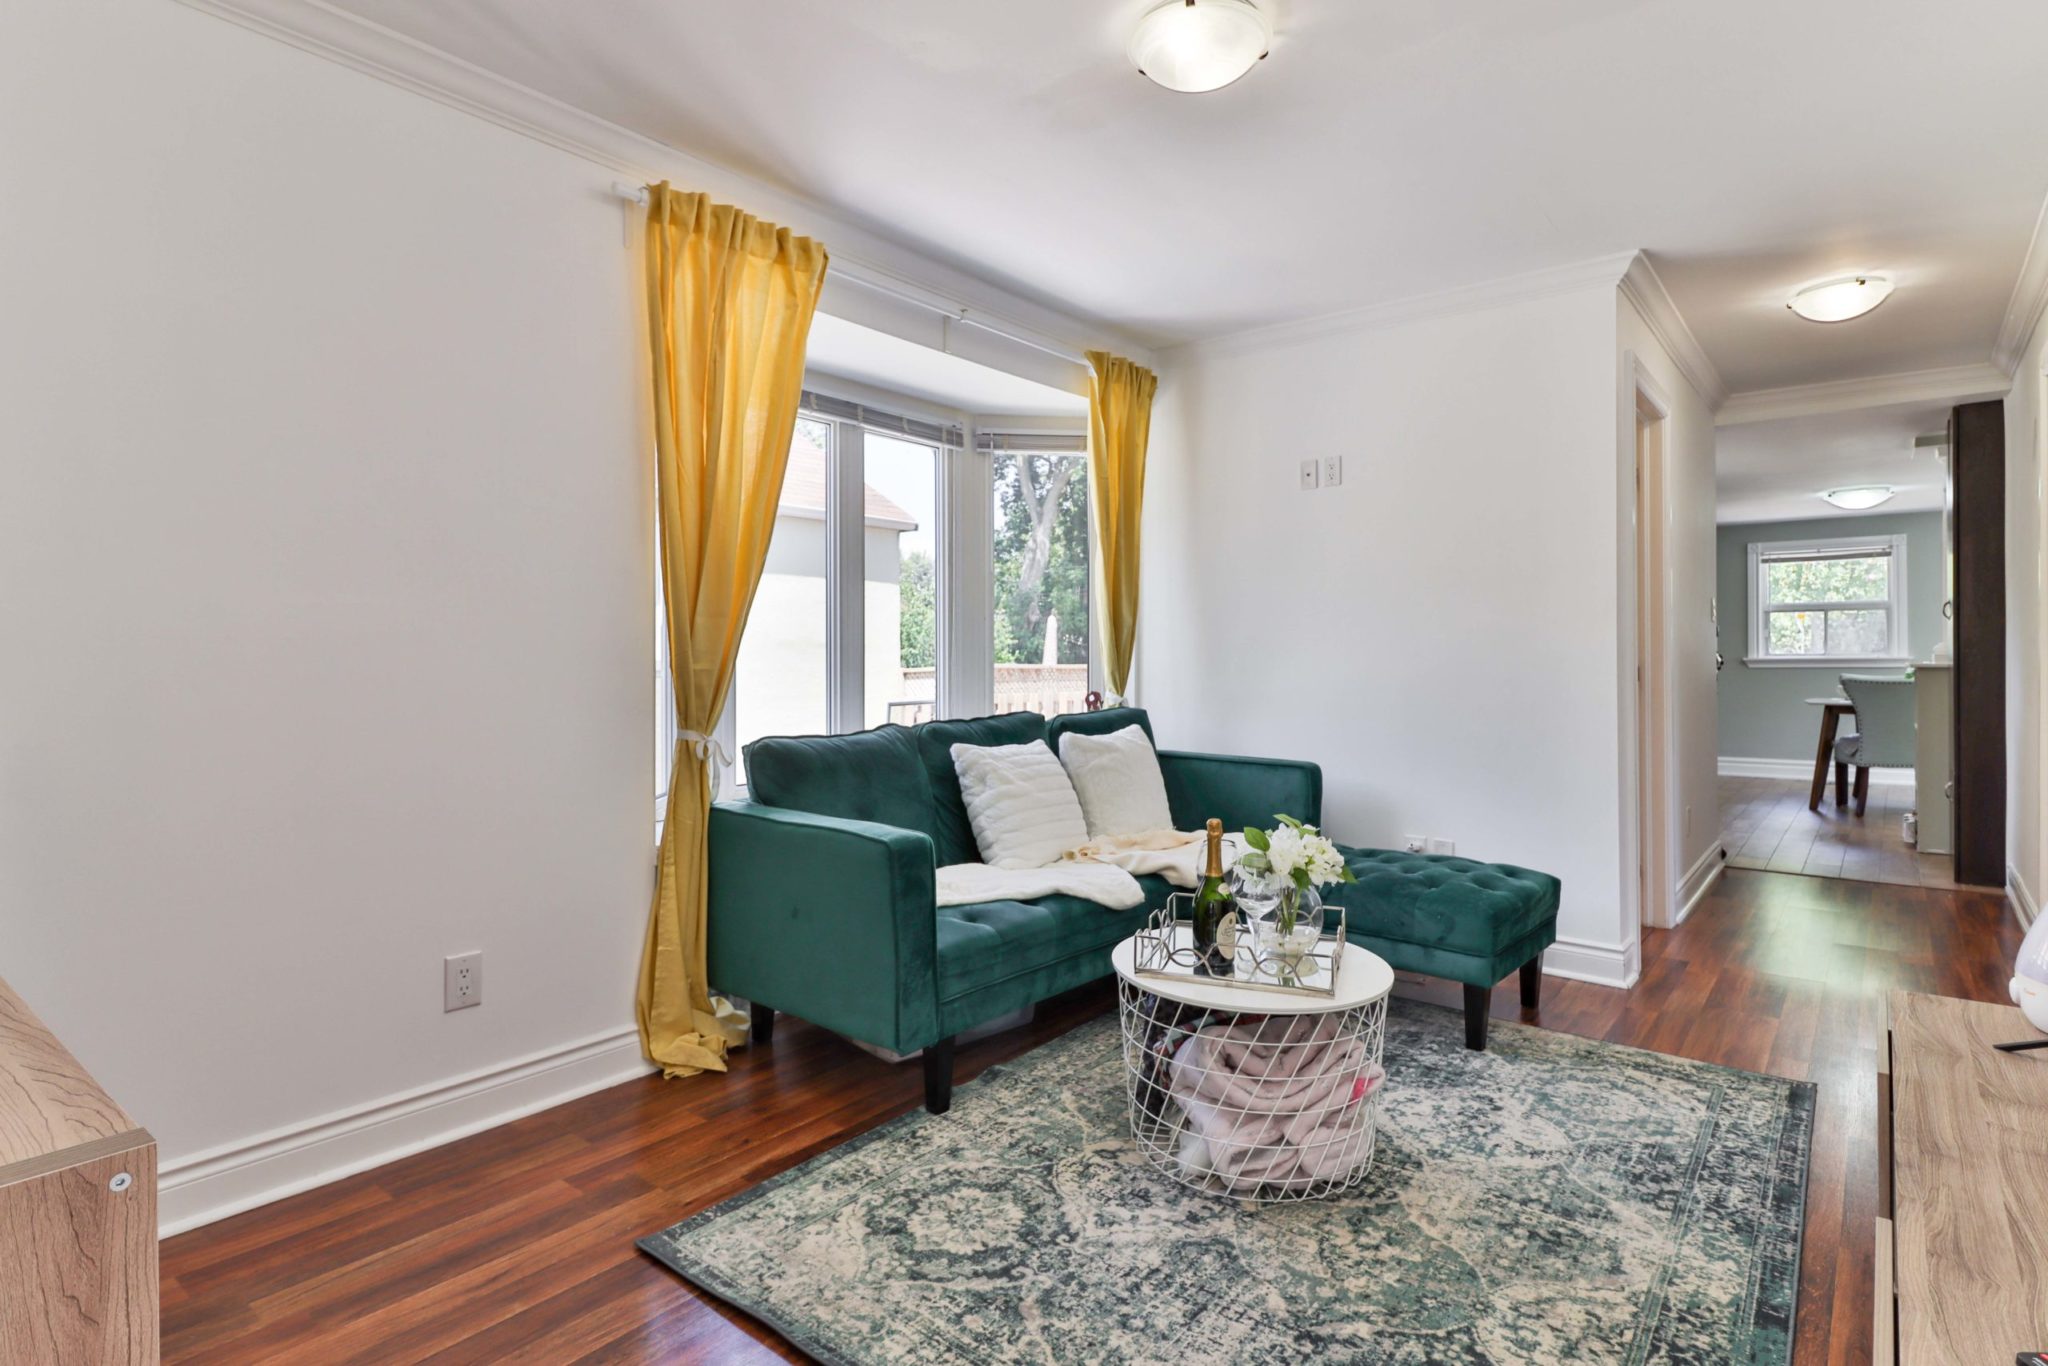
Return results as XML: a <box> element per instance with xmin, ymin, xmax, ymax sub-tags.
<box><xmin>663</xmin><ymin>383</ymin><xmax>1095</xmax><ymax>812</ymax></box>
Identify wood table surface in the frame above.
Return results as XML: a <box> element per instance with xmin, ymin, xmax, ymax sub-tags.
<box><xmin>1886</xmin><ymin>990</ymin><xmax>2048</xmax><ymax>1364</ymax></box>
<box><xmin>0</xmin><ymin>975</ymin><xmax>158</xmax><ymax>1362</ymax></box>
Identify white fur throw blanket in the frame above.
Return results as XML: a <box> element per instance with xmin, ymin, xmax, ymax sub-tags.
<box><xmin>934</xmin><ymin>830</ymin><xmax>1249</xmax><ymax>909</ymax></box>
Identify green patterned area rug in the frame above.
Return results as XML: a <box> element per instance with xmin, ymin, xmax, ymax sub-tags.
<box><xmin>639</xmin><ymin>1002</ymin><xmax>1813</xmax><ymax>1365</ymax></box>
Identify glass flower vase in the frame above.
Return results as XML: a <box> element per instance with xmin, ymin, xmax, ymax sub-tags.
<box><xmin>1256</xmin><ymin>882</ymin><xmax>1323</xmax><ymax>983</ymax></box>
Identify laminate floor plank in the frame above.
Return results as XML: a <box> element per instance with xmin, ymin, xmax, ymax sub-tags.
<box><xmin>1718</xmin><ymin>776</ymin><xmax>1960</xmax><ymax>891</ymax></box>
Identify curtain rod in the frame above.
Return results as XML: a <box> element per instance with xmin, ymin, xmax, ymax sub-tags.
<box><xmin>610</xmin><ymin>181</ymin><xmax>1091</xmax><ymax>369</ymax></box>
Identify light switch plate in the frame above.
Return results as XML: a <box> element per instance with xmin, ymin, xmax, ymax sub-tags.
<box><xmin>1298</xmin><ymin>459</ymin><xmax>1320</xmax><ymax>491</ymax></box>
<box><xmin>1323</xmin><ymin>455</ymin><xmax>1343</xmax><ymax>487</ymax></box>
<box><xmin>1426</xmin><ymin>837</ymin><xmax>1456</xmax><ymax>856</ymax></box>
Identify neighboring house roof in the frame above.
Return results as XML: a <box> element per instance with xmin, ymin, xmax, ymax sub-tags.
<box><xmin>779</xmin><ymin>429</ymin><xmax>918</xmax><ymax>531</ymax></box>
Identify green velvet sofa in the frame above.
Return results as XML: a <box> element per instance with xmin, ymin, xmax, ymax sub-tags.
<box><xmin>708</xmin><ymin>706</ymin><xmax>1560</xmax><ymax>1111</ymax></box>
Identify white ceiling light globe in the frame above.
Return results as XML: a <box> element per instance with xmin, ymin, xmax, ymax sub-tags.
<box><xmin>1129</xmin><ymin>0</ymin><xmax>1272</xmax><ymax>94</ymax></box>
<box><xmin>1820</xmin><ymin>486</ymin><xmax>1896</xmax><ymax>511</ymax></box>
<box><xmin>1787</xmin><ymin>274</ymin><xmax>1895</xmax><ymax>323</ymax></box>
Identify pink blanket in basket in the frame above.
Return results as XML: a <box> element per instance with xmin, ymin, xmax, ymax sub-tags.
<box><xmin>1165</xmin><ymin>1013</ymin><xmax>1385</xmax><ymax>1193</ymax></box>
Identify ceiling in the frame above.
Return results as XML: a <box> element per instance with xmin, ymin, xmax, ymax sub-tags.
<box><xmin>1716</xmin><ymin>400</ymin><xmax>1950</xmax><ymax>525</ymax></box>
<box><xmin>326</xmin><ymin>0</ymin><xmax>2048</xmax><ymax>392</ymax></box>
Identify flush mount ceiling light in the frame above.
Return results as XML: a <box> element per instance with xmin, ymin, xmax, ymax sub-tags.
<box><xmin>1128</xmin><ymin>0</ymin><xmax>1272</xmax><ymax>93</ymax></box>
<box><xmin>1787</xmin><ymin>274</ymin><xmax>1895</xmax><ymax>323</ymax></box>
<box><xmin>1821</xmin><ymin>485</ymin><xmax>1896</xmax><ymax>511</ymax></box>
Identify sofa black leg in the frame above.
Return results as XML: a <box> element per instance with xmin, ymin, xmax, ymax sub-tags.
<box><xmin>923</xmin><ymin>1036</ymin><xmax>956</xmax><ymax>1114</ymax></box>
<box><xmin>1463</xmin><ymin>984</ymin><xmax>1490</xmax><ymax>1051</ymax></box>
<box><xmin>749</xmin><ymin>1001</ymin><xmax>775</xmax><ymax>1046</ymax></box>
<box><xmin>1520</xmin><ymin>957</ymin><xmax>1542</xmax><ymax>1010</ymax></box>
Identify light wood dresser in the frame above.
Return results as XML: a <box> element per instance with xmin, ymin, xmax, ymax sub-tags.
<box><xmin>0</xmin><ymin>975</ymin><xmax>158</xmax><ymax>1362</ymax></box>
<box><xmin>1878</xmin><ymin>990</ymin><xmax>2048</xmax><ymax>1363</ymax></box>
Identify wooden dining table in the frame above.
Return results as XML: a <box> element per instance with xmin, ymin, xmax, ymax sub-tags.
<box><xmin>1806</xmin><ymin>695</ymin><xmax>1855</xmax><ymax>810</ymax></box>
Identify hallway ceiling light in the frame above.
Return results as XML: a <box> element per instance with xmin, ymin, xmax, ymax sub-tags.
<box><xmin>1128</xmin><ymin>0</ymin><xmax>1272</xmax><ymax>93</ymax></box>
<box><xmin>1787</xmin><ymin>274</ymin><xmax>1894</xmax><ymax>323</ymax></box>
<box><xmin>1820</xmin><ymin>485</ymin><xmax>1896</xmax><ymax>510</ymax></box>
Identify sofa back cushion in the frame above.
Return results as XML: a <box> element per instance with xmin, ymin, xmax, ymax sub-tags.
<box><xmin>1057</xmin><ymin>721</ymin><xmax>1175</xmax><ymax>838</ymax></box>
<box><xmin>743</xmin><ymin>725</ymin><xmax>939</xmax><ymax>854</ymax></box>
<box><xmin>915</xmin><ymin>712</ymin><xmax>1049</xmax><ymax>865</ymax></box>
<box><xmin>951</xmin><ymin>739</ymin><xmax>1091</xmax><ymax>868</ymax></box>
<box><xmin>1046</xmin><ymin>706</ymin><xmax>1155</xmax><ymax>750</ymax></box>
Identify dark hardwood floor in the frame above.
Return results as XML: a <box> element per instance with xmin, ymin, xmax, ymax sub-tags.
<box><xmin>160</xmin><ymin>868</ymin><xmax>2023</xmax><ymax>1363</ymax></box>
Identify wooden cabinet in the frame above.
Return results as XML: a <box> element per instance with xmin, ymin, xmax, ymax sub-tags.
<box><xmin>1878</xmin><ymin>991</ymin><xmax>2048</xmax><ymax>1363</ymax></box>
<box><xmin>0</xmin><ymin>976</ymin><xmax>158</xmax><ymax>1363</ymax></box>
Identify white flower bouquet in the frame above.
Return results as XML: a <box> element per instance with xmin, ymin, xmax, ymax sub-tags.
<box><xmin>1235</xmin><ymin>813</ymin><xmax>1357</xmax><ymax>943</ymax></box>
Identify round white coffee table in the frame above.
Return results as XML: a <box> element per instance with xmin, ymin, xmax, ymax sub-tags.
<box><xmin>1111</xmin><ymin>926</ymin><xmax>1395</xmax><ymax>1203</ymax></box>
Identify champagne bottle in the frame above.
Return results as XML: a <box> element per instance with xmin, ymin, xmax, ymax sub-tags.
<box><xmin>1193</xmin><ymin>818</ymin><xmax>1237</xmax><ymax>977</ymax></box>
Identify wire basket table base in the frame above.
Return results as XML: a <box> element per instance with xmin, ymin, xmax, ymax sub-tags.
<box><xmin>1117</xmin><ymin>977</ymin><xmax>1388</xmax><ymax>1203</ymax></box>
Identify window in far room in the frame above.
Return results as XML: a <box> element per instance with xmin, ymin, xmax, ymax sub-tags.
<box><xmin>986</xmin><ymin>434</ymin><xmax>1091</xmax><ymax>717</ymax></box>
<box><xmin>1745</xmin><ymin>534</ymin><xmax>1909</xmax><ymax>665</ymax></box>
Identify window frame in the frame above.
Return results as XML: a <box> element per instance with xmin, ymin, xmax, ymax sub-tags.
<box><xmin>660</xmin><ymin>377</ymin><xmax>981</xmax><ymax>815</ymax></box>
<box><xmin>1744</xmin><ymin>532</ymin><xmax>1910</xmax><ymax>668</ymax></box>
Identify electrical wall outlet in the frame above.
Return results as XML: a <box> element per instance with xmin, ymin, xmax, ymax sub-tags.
<box><xmin>1426</xmin><ymin>837</ymin><xmax>1456</xmax><ymax>856</ymax></box>
<box><xmin>1323</xmin><ymin>455</ymin><xmax>1343</xmax><ymax>487</ymax></box>
<box><xmin>444</xmin><ymin>951</ymin><xmax>483</xmax><ymax>1012</ymax></box>
<box><xmin>1402</xmin><ymin>835</ymin><xmax>1426</xmax><ymax>853</ymax></box>
<box><xmin>1298</xmin><ymin>459</ymin><xmax>1320</xmax><ymax>491</ymax></box>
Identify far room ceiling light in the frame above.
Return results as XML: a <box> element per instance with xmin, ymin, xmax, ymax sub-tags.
<box><xmin>1821</xmin><ymin>485</ymin><xmax>1896</xmax><ymax>511</ymax></box>
<box><xmin>1129</xmin><ymin>0</ymin><xmax>1272</xmax><ymax>93</ymax></box>
<box><xmin>1787</xmin><ymin>274</ymin><xmax>1894</xmax><ymax>323</ymax></box>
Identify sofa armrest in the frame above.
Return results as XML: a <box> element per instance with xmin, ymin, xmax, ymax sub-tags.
<box><xmin>1157</xmin><ymin>750</ymin><xmax>1324</xmax><ymax>833</ymax></box>
<box><xmin>705</xmin><ymin>800</ymin><xmax>940</xmax><ymax>1055</ymax></box>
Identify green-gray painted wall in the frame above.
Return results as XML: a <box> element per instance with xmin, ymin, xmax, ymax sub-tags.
<box><xmin>1715</xmin><ymin>510</ymin><xmax>1945</xmax><ymax>762</ymax></box>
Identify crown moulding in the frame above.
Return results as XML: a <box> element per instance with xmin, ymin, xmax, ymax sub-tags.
<box><xmin>171</xmin><ymin>0</ymin><xmax>1157</xmax><ymax>372</ymax></box>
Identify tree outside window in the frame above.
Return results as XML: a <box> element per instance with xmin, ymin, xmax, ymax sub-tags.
<box><xmin>992</xmin><ymin>451</ymin><xmax>1090</xmax><ymax>715</ymax></box>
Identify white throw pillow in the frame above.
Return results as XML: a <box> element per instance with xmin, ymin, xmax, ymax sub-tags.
<box><xmin>951</xmin><ymin>740</ymin><xmax>1092</xmax><ymax>869</ymax></box>
<box><xmin>1058</xmin><ymin>724</ymin><xmax>1175</xmax><ymax>839</ymax></box>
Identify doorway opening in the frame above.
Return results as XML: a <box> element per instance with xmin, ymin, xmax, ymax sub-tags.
<box><xmin>1711</xmin><ymin>397</ymin><xmax>2005</xmax><ymax>889</ymax></box>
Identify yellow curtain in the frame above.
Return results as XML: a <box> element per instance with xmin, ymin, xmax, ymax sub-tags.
<box><xmin>637</xmin><ymin>184</ymin><xmax>828</xmax><ymax>1078</ymax></box>
<box><xmin>1085</xmin><ymin>350</ymin><xmax>1158</xmax><ymax>701</ymax></box>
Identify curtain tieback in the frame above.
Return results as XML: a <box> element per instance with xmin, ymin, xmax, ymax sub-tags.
<box><xmin>677</xmin><ymin>729</ymin><xmax>733</xmax><ymax>800</ymax></box>
<box><xmin>677</xmin><ymin>729</ymin><xmax>733</xmax><ymax>769</ymax></box>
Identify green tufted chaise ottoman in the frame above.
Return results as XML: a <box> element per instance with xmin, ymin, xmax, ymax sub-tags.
<box><xmin>1324</xmin><ymin>848</ymin><xmax>1561</xmax><ymax>1051</ymax></box>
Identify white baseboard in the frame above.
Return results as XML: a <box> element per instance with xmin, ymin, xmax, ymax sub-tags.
<box><xmin>158</xmin><ymin>1025</ymin><xmax>654</xmax><ymax>1238</ymax></box>
<box><xmin>1674</xmin><ymin>844</ymin><xmax>1725</xmax><ymax>928</ymax></box>
<box><xmin>1542</xmin><ymin>934</ymin><xmax>1641</xmax><ymax>989</ymax></box>
<box><xmin>2011</xmin><ymin>863</ymin><xmax>2039</xmax><ymax>930</ymax></box>
<box><xmin>1718</xmin><ymin>756</ymin><xmax>1913</xmax><ymax>786</ymax></box>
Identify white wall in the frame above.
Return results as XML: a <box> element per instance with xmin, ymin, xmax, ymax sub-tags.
<box><xmin>1142</xmin><ymin>283</ymin><xmax>1640</xmax><ymax>985</ymax></box>
<box><xmin>3</xmin><ymin>0</ymin><xmax>1142</xmax><ymax>1235</ymax></box>
<box><xmin>2005</xmin><ymin>327</ymin><xmax>2045</xmax><ymax>921</ymax></box>
<box><xmin>1618</xmin><ymin>297</ymin><xmax>1721</xmax><ymax>917</ymax></box>
<box><xmin>0</xmin><ymin>0</ymin><xmax>662</xmax><ymax>1230</ymax></box>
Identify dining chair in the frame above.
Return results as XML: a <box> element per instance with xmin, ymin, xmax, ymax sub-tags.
<box><xmin>1834</xmin><ymin>673</ymin><xmax>1916</xmax><ymax>817</ymax></box>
